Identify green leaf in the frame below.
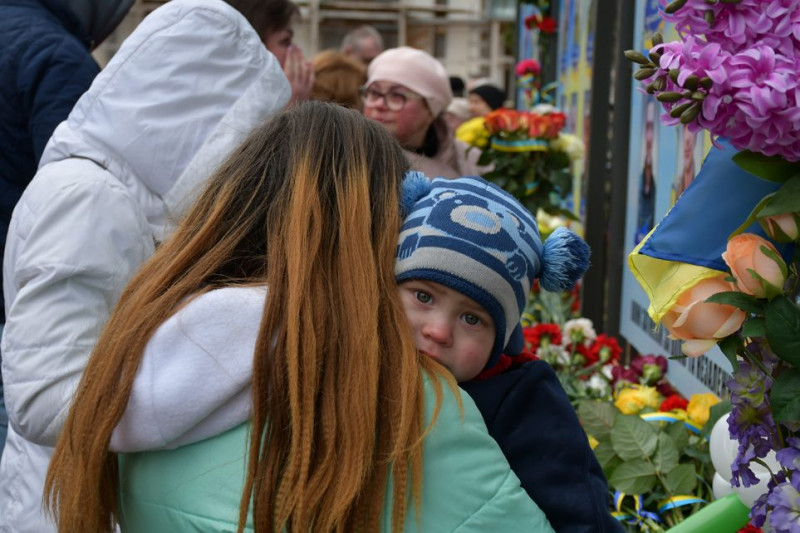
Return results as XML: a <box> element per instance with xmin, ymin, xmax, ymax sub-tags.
<box><xmin>742</xmin><ymin>317</ymin><xmax>766</xmax><ymax>338</ymax></box>
<box><xmin>653</xmin><ymin>433</ymin><xmax>680</xmax><ymax>474</ymax></box>
<box><xmin>729</xmin><ymin>193</ymin><xmax>775</xmax><ymax>238</ymax></box>
<box><xmin>759</xmin><ymin>245</ymin><xmax>790</xmax><ymax>279</ymax></box>
<box><xmin>578</xmin><ymin>400</ymin><xmax>617</xmax><ymax>440</ymax></box>
<box><xmin>759</xmin><ymin>175</ymin><xmax>800</xmax><ymax>217</ymax></box>
<box><xmin>732</xmin><ymin>151</ymin><xmax>800</xmax><ymax>183</ymax></box>
<box><xmin>765</xmin><ymin>296</ymin><xmax>800</xmax><ymax>366</ymax></box>
<box><xmin>717</xmin><ymin>336</ymin><xmax>741</xmax><ymax>373</ymax></box>
<box><xmin>593</xmin><ymin>440</ymin><xmax>621</xmax><ymax>478</ymax></box>
<box><xmin>705</xmin><ymin>291</ymin><xmax>763</xmax><ymax>314</ymax></box>
<box><xmin>608</xmin><ymin>458</ymin><xmax>658</xmax><ymax>494</ymax></box>
<box><xmin>664</xmin><ymin>421</ymin><xmax>689</xmax><ymax>452</ymax></box>
<box><xmin>611</xmin><ymin>415</ymin><xmax>659</xmax><ymax>460</ymax></box>
<box><xmin>683</xmin><ymin>445</ymin><xmax>711</xmax><ymax>463</ymax></box>
<box><xmin>663</xmin><ymin>463</ymin><xmax>698</xmax><ymax>495</ymax></box>
<box><xmin>771</xmin><ymin>369</ymin><xmax>800</xmax><ymax>424</ymax></box>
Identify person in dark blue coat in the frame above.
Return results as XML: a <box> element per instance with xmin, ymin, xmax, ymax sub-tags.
<box><xmin>0</xmin><ymin>0</ymin><xmax>132</xmax><ymax>457</ymax></box>
<box><xmin>396</xmin><ymin>174</ymin><xmax>622</xmax><ymax>533</ymax></box>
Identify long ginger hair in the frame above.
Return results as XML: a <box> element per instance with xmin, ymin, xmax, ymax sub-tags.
<box><xmin>44</xmin><ymin>101</ymin><xmax>452</xmax><ymax>533</ymax></box>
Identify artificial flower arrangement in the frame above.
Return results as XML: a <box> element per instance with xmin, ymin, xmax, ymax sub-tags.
<box><xmin>626</xmin><ymin>1</ymin><xmax>800</xmax><ymax>530</ymax></box>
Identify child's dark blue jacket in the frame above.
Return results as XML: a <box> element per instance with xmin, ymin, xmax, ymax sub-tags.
<box><xmin>461</xmin><ymin>358</ymin><xmax>624</xmax><ymax>533</ymax></box>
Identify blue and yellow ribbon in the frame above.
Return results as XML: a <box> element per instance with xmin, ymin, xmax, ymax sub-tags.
<box><xmin>490</xmin><ymin>138</ymin><xmax>549</xmax><ymax>153</ymax></box>
<box><xmin>639</xmin><ymin>411</ymin><xmax>706</xmax><ymax>439</ymax></box>
<box><xmin>612</xmin><ymin>491</ymin><xmax>660</xmax><ymax>524</ymax></box>
<box><xmin>658</xmin><ymin>495</ymin><xmax>707</xmax><ymax>514</ymax></box>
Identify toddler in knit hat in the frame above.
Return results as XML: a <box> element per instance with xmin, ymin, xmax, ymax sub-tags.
<box><xmin>396</xmin><ymin>172</ymin><xmax>589</xmax><ymax>381</ymax></box>
<box><xmin>396</xmin><ymin>172</ymin><xmax>624</xmax><ymax>533</ymax></box>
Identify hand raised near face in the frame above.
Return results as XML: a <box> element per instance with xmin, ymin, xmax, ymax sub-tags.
<box><xmin>284</xmin><ymin>44</ymin><xmax>314</xmax><ymax>107</ymax></box>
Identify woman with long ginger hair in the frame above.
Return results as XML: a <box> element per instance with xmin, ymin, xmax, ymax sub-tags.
<box><xmin>44</xmin><ymin>102</ymin><xmax>553</xmax><ymax>533</ymax></box>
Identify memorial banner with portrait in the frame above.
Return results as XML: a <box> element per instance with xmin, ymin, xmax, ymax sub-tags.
<box><xmin>618</xmin><ymin>0</ymin><xmax>723</xmax><ymax>398</ymax></box>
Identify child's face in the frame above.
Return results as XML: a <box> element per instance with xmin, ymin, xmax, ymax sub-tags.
<box><xmin>399</xmin><ymin>280</ymin><xmax>495</xmax><ymax>382</ymax></box>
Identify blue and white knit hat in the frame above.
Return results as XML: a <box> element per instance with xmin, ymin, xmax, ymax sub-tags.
<box><xmin>397</xmin><ymin>173</ymin><xmax>591</xmax><ymax>369</ymax></box>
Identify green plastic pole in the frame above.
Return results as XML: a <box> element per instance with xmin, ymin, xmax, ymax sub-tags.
<box><xmin>665</xmin><ymin>493</ymin><xmax>751</xmax><ymax>533</ymax></box>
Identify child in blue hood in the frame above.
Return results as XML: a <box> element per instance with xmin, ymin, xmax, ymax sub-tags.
<box><xmin>397</xmin><ymin>173</ymin><xmax>624</xmax><ymax>533</ymax></box>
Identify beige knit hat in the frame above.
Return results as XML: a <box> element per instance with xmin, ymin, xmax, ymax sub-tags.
<box><xmin>366</xmin><ymin>47</ymin><xmax>453</xmax><ymax>117</ymax></box>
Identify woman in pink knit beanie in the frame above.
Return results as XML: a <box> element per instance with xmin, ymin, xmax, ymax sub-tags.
<box><xmin>361</xmin><ymin>46</ymin><xmax>482</xmax><ymax>179</ymax></box>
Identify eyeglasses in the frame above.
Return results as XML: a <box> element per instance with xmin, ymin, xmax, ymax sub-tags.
<box><xmin>360</xmin><ymin>86</ymin><xmax>424</xmax><ymax>111</ymax></box>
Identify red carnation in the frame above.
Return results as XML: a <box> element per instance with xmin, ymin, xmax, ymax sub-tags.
<box><xmin>523</xmin><ymin>323</ymin><xmax>561</xmax><ymax>350</ymax></box>
<box><xmin>571</xmin><ymin>343</ymin><xmax>594</xmax><ymax>369</ymax></box>
<box><xmin>588</xmin><ymin>334</ymin><xmax>622</xmax><ymax>365</ymax></box>
<box><xmin>524</xmin><ymin>14</ymin><xmax>538</xmax><ymax>30</ymax></box>
<box><xmin>659</xmin><ymin>394</ymin><xmax>689</xmax><ymax>412</ymax></box>
<box><xmin>537</xmin><ymin>16</ymin><xmax>557</xmax><ymax>35</ymax></box>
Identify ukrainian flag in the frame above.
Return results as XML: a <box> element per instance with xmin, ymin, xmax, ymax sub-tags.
<box><xmin>628</xmin><ymin>140</ymin><xmax>788</xmax><ymax>324</ymax></box>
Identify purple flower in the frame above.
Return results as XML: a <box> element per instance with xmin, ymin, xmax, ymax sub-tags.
<box><xmin>727</xmin><ymin>363</ymin><xmax>781</xmax><ymax>488</ymax></box>
<box><xmin>778</xmin><ymin>439</ymin><xmax>800</xmax><ymax>472</ymax></box>
<box><xmin>752</xmin><ymin>490</ymin><xmax>770</xmax><ymax>527</ymax></box>
<box><xmin>728</xmin><ymin>361</ymin><xmax>773</xmax><ymax>407</ymax></box>
<box><xmin>731</xmin><ymin>445</ymin><xmax>761</xmax><ymax>488</ymax></box>
<box><xmin>765</xmin><ymin>478</ymin><xmax>800</xmax><ymax>532</ymax></box>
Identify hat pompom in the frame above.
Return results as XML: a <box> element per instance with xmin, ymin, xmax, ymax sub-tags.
<box><xmin>539</xmin><ymin>226</ymin><xmax>590</xmax><ymax>292</ymax></box>
<box><xmin>400</xmin><ymin>171</ymin><xmax>431</xmax><ymax>216</ymax></box>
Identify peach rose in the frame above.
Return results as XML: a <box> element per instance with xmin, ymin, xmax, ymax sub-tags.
<box><xmin>759</xmin><ymin>212</ymin><xmax>800</xmax><ymax>243</ymax></box>
<box><xmin>661</xmin><ymin>275</ymin><xmax>746</xmax><ymax>357</ymax></box>
<box><xmin>722</xmin><ymin>233</ymin><xmax>787</xmax><ymax>299</ymax></box>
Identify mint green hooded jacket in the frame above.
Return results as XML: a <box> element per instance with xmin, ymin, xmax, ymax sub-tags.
<box><xmin>117</xmin><ymin>294</ymin><xmax>553</xmax><ymax>533</ymax></box>
<box><xmin>119</xmin><ymin>386</ymin><xmax>553</xmax><ymax>532</ymax></box>
<box><xmin>114</xmin><ymin>287</ymin><xmax>554</xmax><ymax>532</ymax></box>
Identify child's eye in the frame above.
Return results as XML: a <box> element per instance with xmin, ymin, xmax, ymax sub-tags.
<box><xmin>463</xmin><ymin>313</ymin><xmax>480</xmax><ymax>326</ymax></box>
<box><xmin>415</xmin><ymin>290</ymin><xmax>432</xmax><ymax>304</ymax></box>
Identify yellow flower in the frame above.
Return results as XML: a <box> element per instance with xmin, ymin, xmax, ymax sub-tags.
<box><xmin>614</xmin><ymin>385</ymin><xmax>662</xmax><ymax>415</ymax></box>
<box><xmin>686</xmin><ymin>393</ymin><xmax>720</xmax><ymax>427</ymax></box>
<box><xmin>588</xmin><ymin>434</ymin><xmax>599</xmax><ymax>450</ymax></box>
<box><xmin>455</xmin><ymin>117</ymin><xmax>490</xmax><ymax>149</ymax></box>
<box><xmin>550</xmin><ymin>132</ymin><xmax>584</xmax><ymax>162</ymax></box>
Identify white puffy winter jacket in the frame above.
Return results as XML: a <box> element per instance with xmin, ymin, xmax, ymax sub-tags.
<box><xmin>0</xmin><ymin>1</ymin><xmax>290</xmax><ymax>531</ymax></box>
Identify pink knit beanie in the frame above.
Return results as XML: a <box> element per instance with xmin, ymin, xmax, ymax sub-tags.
<box><xmin>366</xmin><ymin>47</ymin><xmax>453</xmax><ymax>117</ymax></box>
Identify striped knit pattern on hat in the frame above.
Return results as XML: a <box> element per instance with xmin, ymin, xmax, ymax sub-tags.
<box><xmin>395</xmin><ymin>175</ymin><xmax>543</xmax><ymax>368</ymax></box>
